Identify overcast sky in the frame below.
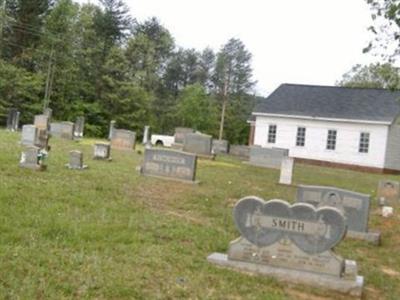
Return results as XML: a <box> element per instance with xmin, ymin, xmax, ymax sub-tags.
<box><xmin>86</xmin><ymin>0</ymin><xmax>378</xmax><ymax>96</ymax></box>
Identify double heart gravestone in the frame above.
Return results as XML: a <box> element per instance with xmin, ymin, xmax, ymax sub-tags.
<box><xmin>208</xmin><ymin>196</ymin><xmax>363</xmax><ymax>297</ymax></box>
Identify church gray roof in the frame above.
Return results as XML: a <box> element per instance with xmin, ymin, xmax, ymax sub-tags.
<box><xmin>253</xmin><ymin>84</ymin><xmax>400</xmax><ymax>123</ymax></box>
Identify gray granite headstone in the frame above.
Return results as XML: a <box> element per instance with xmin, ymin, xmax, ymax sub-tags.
<box><xmin>248</xmin><ymin>146</ymin><xmax>289</xmax><ymax>169</ymax></box>
<box><xmin>111</xmin><ymin>129</ymin><xmax>136</xmax><ymax>150</ymax></box>
<box><xmin>108</xmin><ymin>120</ymin><xmax>116</xmax><ymax>140</ymax></box>
<box><xmin>174</xmin><ymin>127</ymin><xmax>195</xmax><ymax>144</ymax></box>
<box><xmin>296</xmin><ymin>185</ymin><xmax>380</xmax><ymax>244</ymax></box>
<box><xmin>212</xmin><ymin>139</ymin><xmax>229</xmax><ymax>154</ymax></box>
<box><xmin>66</xmin><ymin>150</ymin><xmax>87</xmax><ymax>169</ymax></box>
<box><xmin>377</xmin><ymin>180</ymin><xmax>400</xmax><ymax>206</ymax></box>
<box><xmin>141</xmin><ymin>148</ymin><xmax>197</xmax><ymax>183</ymax></box>
<box><xmin>93</xmin><ymin>143</ymin><xmax>111</xmax><ymax>160</ymax></box>
<box><xmin>279</xmin><ymin>157</ymin><xmax>294</xmax><ymax>185</ymax></box>
<box><xmin>50</xmin><ymin>122</ymin><xmax>74</xmax><ymax>139</ymax></box>
<box><xmin>21</xmin><ymin>125</ymin><xmax>38</xmax><ymax>146</ymax></box>
<box><xmin>142</xmin><ymin>125</ymin><xmax>150</xmax><ymax>144</ymax></box>
<box><xmin>20</xmin><ymin>146</ymin><xmax>45</xmax><ymax>170</ymax></box>
<box><xmin>6</xmin><ymin>109</ymin><xmax>19</xmax><ymax>131</ymax></box>
<box><xmin>207</xmin><ymin>196</ymin><xmax>363</xmax><ymax>297</ymax></box>
<box><xmin>34</xmin><ymin>114</ymin><xmax>49</xmax><ymax>131</ymax></box>
<box><xmin>183</xmin><ymin>133</ymin><xmax>213</xmax><ymax>157</ymax></box>
<box><xmin>229</xmin><ymin>145</ymin><xmax>250</xmax><ymax>159</ymax></box>
<box><xmin>74</xmin><ymin>116</ymin><xmax>85</xmax><ymax>139</ymax></box>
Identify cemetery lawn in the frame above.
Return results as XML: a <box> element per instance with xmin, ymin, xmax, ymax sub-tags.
<box><xmin>1</xmin><ymin>129</ymin><xmax>400</xmax><ymax>300</ymax></box>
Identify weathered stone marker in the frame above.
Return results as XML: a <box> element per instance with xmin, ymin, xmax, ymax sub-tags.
<box><xmin>108</xmin><ymin>120</ymin><xmax>116</xmax><ymax>140</ymax></box>
<box><xmin>34</xmin><ymin>114</ymin><xmax>49</xmax><ymax>131</ymax></box>
<box><xmin>140</xmin><ymin>148</ymin><xmax>197</xmax><ymax>183</ymax></box>
<box><xmin>43</xmin><ymin>107</ymin><xmax>52</xmax><ymax>120</ymax></box>
<box><xmin>20</xmin><ymin>146</ymin><xmax>46</xmax><ymax>171</ymax></box>
<box><xmin>93</xmin><ymin>143</ymin><xmax>112</xmax><ymax>160</ymax></box>
<box><xmin>142</xmin><ymin>125</ymin><xmax>150</xmax><ymax>144</ymax></box>
<box><xmin>229</xmin><ymin>145</ymin><xmax>250</xmax><ymax>160</ymax></box>
<box><xmin>183</xmin><ymin>133</ymin><xmax>214</xmax><ymax>159</ymax></box>
<box><xmin>66</xmin><ymin>150</ymin><xmax>87</xmax><ymax>169</ymax></box>
<box><xmin>208</xmin><ymin>196</ymin><xmax>363</xmax><ymax>297</ymax></box>
<box><xmin>296</xmin><ymin>185</ymin><xmax>380</xmax><ymax>244</ymax></box>
<box><xmin>212</xmin><ymin>139</ymin><xmax>229</xmax><ymax>154</ymax></box>
<box><xmin>50</xmin><ymin>122</ymin><xmax>75</xmax><ymax>139</ymax></box>
<box><xmin>174</xmin><ymin>127</ymin><xmax>194</xmax><ymax>144</ymax></box>
<box><xmin>111</xmin><ymin>129</ymin><xmax>136</xmax><ymax>150</ymax></box>
<box><xmin>279</xmin><ymin>157</ymin><xmax>294</xmax><ymax>185</ymax></box>
<box><xmin>247</xmin><ymin>146</ymin><xmax>289</xmax><ymax>169</ymax></box>
<box><xmin>74</xmin><ymin>116</ymin><xmax>85</xmax><ymax>139</ymax></box>
<box><xmin>7</xmin><ymin>108</ymin><xmax>20</xmax><ymax>131</ymax></box>
<box><xmin>377</xmin><ymin>180</ymin><xmax>400</xmax><ymax>206</ymax></box>
<box><xmin>21</xmin><ymin>125</ymin><xmax>38</xmax><ymax>146</ymax></box>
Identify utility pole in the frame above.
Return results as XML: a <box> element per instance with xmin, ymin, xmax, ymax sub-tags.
<box><xmin>43</xmin><ymin>46</ymin><xmax>55</xmax><ymax>110</ymax></box>
<box><xmin>0</xmin><ymin>0</ymin><xmax>6</xmax><ymax>42</ymax></box>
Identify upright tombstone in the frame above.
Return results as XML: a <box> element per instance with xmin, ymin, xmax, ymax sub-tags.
<box><xmin>141</xmin><ymin>148</ymin><xmax>197</xmax><ymax>183</ymax></box>
<box><xmin>33</xmin><ymin>114</ymin><xmax>51</xmax><ymax>150</ymax></box>
<box><xmin>111</xmin><ymin>129</ymin><xmax>136</xmax><ymax>151</ymax></box>
<box><xmin>34</xmin><ymin>114</ymin><xmax>49</xmax><ymax>131</ymax></box>
<box><xmin>43</xmin><ymin>107</ymin><xmax>52</xmax><ymax>120</ymax></box>
<box><xmin>247</xmin><ymin>146</ymin><xmax>289</xmax><ymax>169</ymax></box>
<box><xmin>142</xmin><ymin>125</ymin><xmax>150</xmax><ymax>144</ymax></box>
<box><xmin>229</xmin><ymin>145</ymin><xmax>250</xmax><ymax>160</ymax></box>
<box><xmin>50</xmin><ymin>122</ymin><xmax>74</xmax><ymax>139</ymax></box>
<box><xmin>108</xmin><ymin>120</ymin><xmax>116</xmax><ymax>140</ymax></box>
<box><xmin>174</xmin><ymin>127</ymin><xmax>195</xmax><ymax>144</ymax></box>
<box><xmin>377</xmin><ymin>180</ymin><xmax>400</xmax><ymax>206</ymax></box>
<box><xmin>212</xmin><ymin>139</ymin><xmax>229</xmax><ymax>154</ymax></box>
<box><xmin>20</xmin><ymin>146</ymin><xmax>46</xmax><ymax>171</ymax></box>
<box><xmin>296</xmin><ymin>185</ymin><xmax>380</xmax><ymax>244</ymax></box>
<box><xmin>93</xmin><ymin>142</ymin><xmax>112</xmax><ymax>161</ymax></box>
<box><xmin>21</xmin><ymin>125</ymin><xmax>38</xmax><ymax>146</ymax></box>
<box><xmin>74</xmin><ymin>116</ymin><xmax>85</xmax><ymax>139</ymax></box>
<box><xmin>279</xmin><ymin>157</ymin><xmax>294</xmax><ymax>185</ymax></box>
<box><xmin>208</xmin><ymin>197</ymin><xmax>363</xmax><ymax>297</ymax></box>
<box><xmin>66</xmin><ymin>150</ymin><xmax>87</xmax><ymax>169</ymax></box>
<box><xmin>6</xmin><ymin>109</ymin><xmax>20</xmax><ymax>131</ymax></box>
<box><xmin>183</xmin><ymin>133</ymin><xmax>214</xmax><ymax>159</ymax></box>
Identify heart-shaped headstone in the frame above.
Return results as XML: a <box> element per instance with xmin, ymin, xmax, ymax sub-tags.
<box><xmin>234</xmin><ymin>197</ymin><xmax>346</xmax><ymax>254</ymax></box>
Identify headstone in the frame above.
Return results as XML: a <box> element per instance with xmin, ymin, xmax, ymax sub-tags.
<box><xmin>6</xmin><ymin>109</ymin><xmax>19</xmax><ymax>131</ymax></box>
<box><xmin>74</xmin><ymin>116</ymin><xmax>85</xmax><ymax>139</ymax></box>
<box><xmin>296</xmin><ymin>185</ymin><xmax>380</xmax><ymax>244</ymax></box>
<box><xmin>382</xmin><ymin>206</ymin><xmax>394</xmax><ymax>217</ymax></box>
<box><xmin>142</xmin><ymin>125</ymin><xmax>150</xmax><ymax>144</ymax></box>
<box><xmin>279</xmin><ymin>157</ymin><xmax>294</xmax><ymax>185</ymax></box>
<box><xmin>207</xmin><ymin>196</ymin><xmax>363</xmax><ymax>297</ymax></box>
<box><xmin>93</xmin><ymin>143</ymin><xmax>112</xmax><ymax>160</ymax></box>
<box><xmin>19</xmin><ymin>146</ymin><xmax>46</xmax><ymax>170</ymax></box>
<box><xmin>141</xmin><ymin>148</ymin><xmax>197</xmax><ymax>183</ymax></box>
<box><xmin>212</xmin><ymin>139</ymin><xmax>229</xmax><ymax>154</ymax></box>
<box><xmin>183</xmin><ymin>133</ymin><xmax>213</xmax><ymax>158</ymax></box>
<box><xmin>108</xmin><ymin>120</ymin><xmax>116</xmax><ymax>140</ymax></box>
<box><xmin>50</xmin><ymin>122</ymin><xmax>74</xmax><ymax>139</ymax></box>
<box><xmin>43</xmin><ymin>108</ymin><xmax>52</xmax><ymax>120</ymax></box>
<box><xmin>174</xmin><ymin>127</ymin><xmax>195</xmax><ymax>144</ymax></box>
<box><xmin>66</xmin><ymin>150</ymin><xmax>87</xmax><ymax>169</ymax></box>
<box><xmin>229</xmin><ymin>145</ymin><xmax>250</xmax><ymax>159</ymax></box>
<box><xmin>34</xmin><ymin>114</ymin><xmax>49</xmax><ymax>131</ymax></box>
<box><xmin>111</xmin><ymin>129</ymin><xmax>136</xmax><ymax>150</ymax></box>
<box><xmin>377</xmin><ymin>180</ymin><xmax>400</xmax><ymax>206</ymax></box>
<box><xmin>247</xmin><ymin>146</ymin><xmax>288</xmax><ymax>169</ymax></box>
<box><xmin>21</xmin><ymin>125</ymin><xmax>38</xmax><ymax>146</ymax></box>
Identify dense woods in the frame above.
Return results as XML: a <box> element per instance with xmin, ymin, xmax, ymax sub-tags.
<box><xmin>0</xmin><ymin>0</ymin><xmax>256</xmax><ymax>143</ymax></box>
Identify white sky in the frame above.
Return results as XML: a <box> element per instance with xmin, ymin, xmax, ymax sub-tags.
<box><xmin>86</xmin><ymin>0</ymin><xmax>379</xmax><ymax>96</ymax></box>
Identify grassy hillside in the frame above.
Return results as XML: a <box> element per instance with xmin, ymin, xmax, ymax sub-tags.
<box><xmin>0</xmin><ymin>129</ymin><xmax>399</xmax><ymax>299</ymax></box>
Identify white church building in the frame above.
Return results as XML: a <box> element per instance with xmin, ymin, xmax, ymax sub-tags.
<box><xmin>249</xmin><ymin>84</ymin><xmax>400</xmax><ymax>172</ymax></box>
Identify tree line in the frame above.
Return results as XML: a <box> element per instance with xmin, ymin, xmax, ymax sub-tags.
<box><xmin>0</xmin><ymin>0</ymin><xmax>256</xmax><ymax>143</ymax></box>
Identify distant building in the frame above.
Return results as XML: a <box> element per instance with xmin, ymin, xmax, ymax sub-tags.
<box><xmin>250</xmin><ymin>83</ymin><xmax>400</xmax><ymax>172</ymax></box>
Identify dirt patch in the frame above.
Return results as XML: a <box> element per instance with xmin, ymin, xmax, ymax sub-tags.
<box><xmin>381</xmin><ymin>267</ymin><xmax>400</xmax><ymax>277</ymax></box>
<box><xmin>286</xmin><ymin>289</ymin><xmax>337</xmax><ymax>300</ymax></box>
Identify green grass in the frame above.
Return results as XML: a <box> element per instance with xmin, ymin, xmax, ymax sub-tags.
<box><xmin>0</xmin><ymin>129</ymin><xmax>399</xmax><ymax>299</ymax></box>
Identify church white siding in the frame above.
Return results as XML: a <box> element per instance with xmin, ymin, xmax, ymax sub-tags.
<box><xmin>253</xmin><ymin>115</ymin><xmax>389</xmax><ymax>169</ymax></box>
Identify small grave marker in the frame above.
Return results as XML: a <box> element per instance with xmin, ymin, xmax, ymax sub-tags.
<box><xmin>6</xmin><ymin>108</ymin><xmax>20</xmax><ymax>131</ymax></box>
<box><xmin>74</xmin><ymin>116</ymin><xmax>85</xmax><ymax>139</ymax></box>
<box><xmin>212</xmin><ymin>139</ymin><xmax>229</xmax><ymax>154</ymax></box>
<box><xmin>20</xmin><ymin>146</ymin><xmax>46</xmax><ymax>171</ymax></box>
<box><xmin>279</xmin><ymin>157</ymin><xmax>294</xmax><ymax>185</ymax></box>
<box><xmin>377</xmin><ymin>180</ymin><xmax>400</xmax><ymax>206</ymax></box>
<box><xmin>93</xmin><ymin>143</ymin><xmax>112</xmax><ymax>161</ymax></box>
<box><xmin>66</xmin><ymin>150</ymin><xmax>87</xmax><ymax>169</ymax></box>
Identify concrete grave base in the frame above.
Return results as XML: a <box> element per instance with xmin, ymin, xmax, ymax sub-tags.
<box><xmin>65</xmin><ymin>164</ymin><xmax>88</xmax><ymax>170</ymax></box>
<box><xmin>196</xmin><ymin>153</ymin><xmax>215</xmax><ymax>160</ymax></box>
<box><xmin>207</xmin><ymin>253</ymin><xmax>363</xmax><ymax>298</ymax></box>
<box><xmin>171</xmin><ymin>143</ymin><xmax>183</xmax><ymax>150</ymax></box>
<box><xmin>93</xmin><ymin>157</ymin><xmax>112</xmax><ymax>161</ymax></box>
<box><xmin>140</xmin><ymin>172</ymin><xmax>200</xmax><ymax>185</ymax></box>
<box><xmin>347</xmin><ymin>230</ymin><xmax>381</xmax><ymax>245</ymax></box>
<box><xmin>19</xmin><ymin>163</ymin><xmax>46</xmax><ymax>171</ymax></box>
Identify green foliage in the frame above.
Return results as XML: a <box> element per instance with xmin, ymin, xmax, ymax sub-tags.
<box><xmin>338</xmin><ymin>63</ymin><xmax>400</xmax><ymax>89</ymax></box>
<box><xmin>175</xmin><ymin>84</ymin><xmax>218</xmax><ymax>134</ymax></box>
